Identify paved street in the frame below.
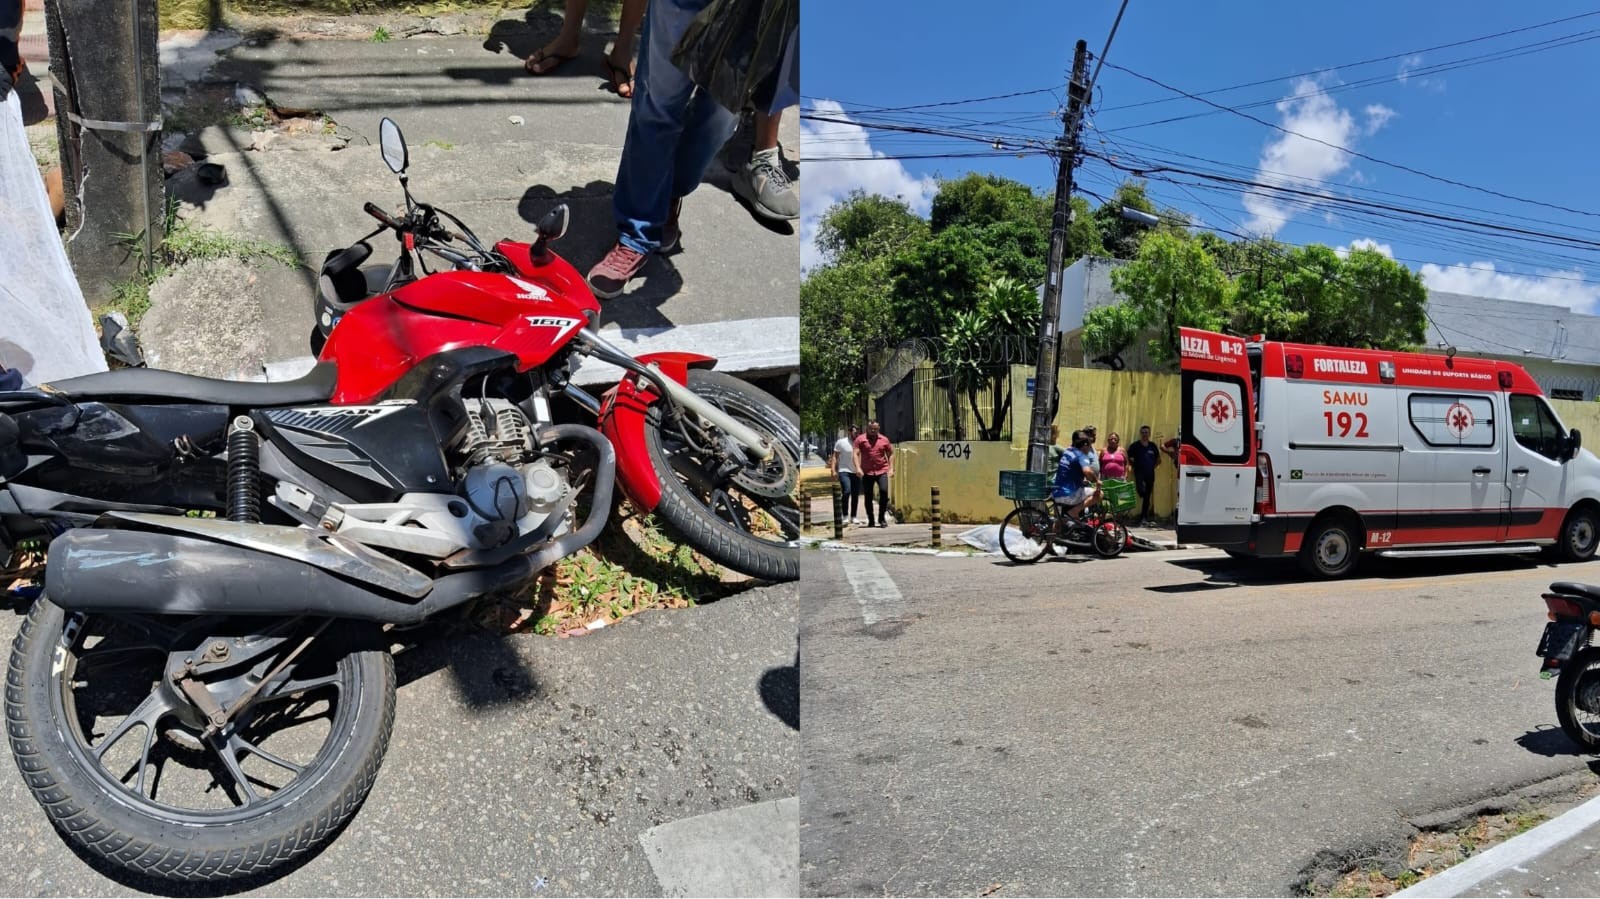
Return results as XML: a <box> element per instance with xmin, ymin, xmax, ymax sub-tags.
<box><xmin>0</xmin><ymin>584</ymin><xmax>798</xmax><ymax>897</ymax></box>
<box><xmin>800</xmin><ymin>548</ymin><xmax>1600</xmax><ymax>896</ymax></box>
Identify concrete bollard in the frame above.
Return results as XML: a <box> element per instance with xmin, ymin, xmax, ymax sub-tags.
<box><xmin>931</xmin><ymin>485</ymin><xmax>942</xmax><ymax>548</ymax></box>
<box><xmin>832</xmin><ymin>483</ymin><xmax>844</xmax><ymax>540</ymax></box>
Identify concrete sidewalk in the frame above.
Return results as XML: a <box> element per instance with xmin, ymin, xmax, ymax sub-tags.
<box><xmin>1396</xmin><ymin>792</ymin><xmax>1600</xmax><ymax>897</ymax></box>
<box><xmin>141</xmin><ymin>14</ymin><xmax>798</xmax><ymax>385</ymax></box>
<box><xmin>799</xmin><ymin>492</ymin><xmax>1183</xmax><ymax>552</ymax></box>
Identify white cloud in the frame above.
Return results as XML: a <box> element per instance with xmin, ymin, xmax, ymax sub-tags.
<box><xmin>1242</xmin><ymin>77</ymin><xmax>1394</xmax><ymax>235</ymax></box>
<box><xmin>1420</xmin><ymin>261</ymin><xmax>1600</xmax><ymax>313</ymax></box>
<box><xmin>1397</xmin><ymin>54</ymin><xmax>1423</xmax><ymax>83</ymax></box>
<box><xmin>1335</xmin><ymin>238</ymin><xmax>1394</xmax><ymax>259</ymax></box>
<box><xmin>799</xmin><ymin>100</ymin><xmax>938</xmax><ymax>271</ymax></box>
<box><xmin>1362</xmin><ymin>104</ymin><xmax>1396</xmax><ymax>135</ymax></box>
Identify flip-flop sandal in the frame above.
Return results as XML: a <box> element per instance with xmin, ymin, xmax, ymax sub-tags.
<box><xmin>524</xmin><ymin>48</ymin><xmax>577</xmax><ymax>76</ymax></box>
<box><xmin>602</xmin><ymin>57</ymin><xmax>634</xmax><ymax>98</ymax></box>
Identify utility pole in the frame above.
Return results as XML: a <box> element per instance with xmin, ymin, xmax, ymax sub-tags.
<box><xmin>1025</xmin><ymin>38</ymin><xmax>1091</xmax><ymax>474</ymax></box>
<box><xmin>46</xmin><ymin>0</ymin><xmax>163</xmax><ymax>305</ymax></box>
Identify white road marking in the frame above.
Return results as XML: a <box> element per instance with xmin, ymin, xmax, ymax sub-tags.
<box><xmin>839</xmin><ymin>552</ymin><xmax>905</xmax><ymax>625</ymax></box>
<box><xmin>1392</xmin><ymin>791</ymin><xmax>1600</xmax><ymax>897</ymax></box>
<box><xmin>639</xmin><ymin>797</ymin><xmax>797</xmax><ymax>897</ymax></box>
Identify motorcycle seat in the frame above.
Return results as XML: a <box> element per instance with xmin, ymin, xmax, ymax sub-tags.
<box><xmin>48</xmin><ymin>363</ymin><xmax>339</xmax><ymax>407</ymax></box>
<box><xmin>1550</xmin><ymin>582</ymin><xmax>1600</xmax><ymax>605</ymax></box>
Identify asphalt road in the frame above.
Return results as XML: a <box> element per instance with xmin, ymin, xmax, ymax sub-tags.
<box><xmin>800</xmin><ymin>547</ymin><xmax>1600</xmax><ymax>897</ymax></box>
<box><xmin>0</xmin><ymin>584</ymin><xmax>798</xmax><ymax>897</ymax></box>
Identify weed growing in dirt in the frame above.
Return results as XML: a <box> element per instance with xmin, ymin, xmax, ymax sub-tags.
<box><xmin>370</xmin><ymin>25</ymin><xmax>392</xmax><ymax>42</ymax></box>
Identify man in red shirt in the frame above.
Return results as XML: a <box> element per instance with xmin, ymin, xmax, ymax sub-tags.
<box><xmin>853</xmin><ymin>420</ymin><xmax>894</xmax><ymax>528</ymax></box>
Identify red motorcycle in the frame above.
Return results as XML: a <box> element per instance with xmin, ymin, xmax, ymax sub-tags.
<box><xmin>1</xmin><ymin>118</ymin><xmax>797</xmax><ymax>883</ymax></box>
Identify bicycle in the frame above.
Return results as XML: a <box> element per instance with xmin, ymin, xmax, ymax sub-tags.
<box><xmin>998</xmin><ymin>495</ymin><xmax>1128</xmax><ymax>563</ymax></box>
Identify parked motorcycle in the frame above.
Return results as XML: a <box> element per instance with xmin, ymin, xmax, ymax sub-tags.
<box><xmin>1537</xmin><ymin>581</ymin><xmax>1600</xmax><ymax>749</ymax></box>
<box><xmin>0</xmin><ymin>119</ymin><xmax>798</xmax><ymax>883</ymax></box>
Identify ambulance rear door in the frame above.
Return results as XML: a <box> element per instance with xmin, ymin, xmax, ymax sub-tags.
<box><xmin>1177</xmin><ymin>327</ymin><xmax>1257</xmax><ymax>548</ymax></box>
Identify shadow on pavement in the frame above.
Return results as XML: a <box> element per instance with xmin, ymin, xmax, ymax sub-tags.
<box><xmin>759</xmin><ymin>650</ymin><xmax>798</xmax><ymax>731</ymax></box>
<box><xmin>394</xmin><ymin>620</ymin><xmax>547</xmax><ymax>709</ymax></box>
<box><xmin>1515</xmin><ymin>725</ymin><xmax>1590</xmax><ymax>758</ymax></box>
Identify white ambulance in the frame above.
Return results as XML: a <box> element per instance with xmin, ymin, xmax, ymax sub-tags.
<box><xmin>1176</xmin><ymin>326</ymin><xmax>1600</xmax><ymax>577</ymax></box>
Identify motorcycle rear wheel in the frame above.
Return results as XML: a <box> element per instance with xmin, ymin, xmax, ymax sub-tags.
<box><xmin>5</xmin><ymin>600</ymin><xmax>395</xmax><ymax>884</ymax></box>
<box><xmin>1556</xmin><ymin>645</ymin><xmax>1600</xmax><ymax>751</ymax></box>
<box><xmin>643</xmin><ymin>370</ymin><xmax>800</xmax><ymax>582</ymax></box>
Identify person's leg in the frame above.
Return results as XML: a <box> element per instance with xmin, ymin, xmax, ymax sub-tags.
<box><xmin>603</xmin><ymin>0</ymin><xmax>646</xmax><ymax>98</ymax></box>
<box><xmin>526</xmin><ymin>0</ymin><xmax>587</xmax><ymax>74</ymax></box>
<box><xmin>861</xmin><ymin>473</ymin><xmax>877</xmax><ymax>526</ymax></box>
<box><xmin>873</xmin><ymin>475</ymin><xmax>890</xmax><ymax>525</ymax></box>
<box><xmin>594</xmin><ymin>0</ymin><xmax>710</xmax><ymax>295</ymax></box>
<box><xmin>730</xmin><ymin>103</ymin><xmax>798</xmax><ymax>221</ymax></box>
<box><xmin>846</xmin><ymin>473</ymin><xmax>861</xmax><ymax>520</ymax></box>
<box><xmin>668</xmin><ymin>82</ymin><xmax>737</xmax><ymax>202</ymax></box>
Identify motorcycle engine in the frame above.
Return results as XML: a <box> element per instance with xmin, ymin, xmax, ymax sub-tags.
<box><xmin>450</xmin><ymin>399</ymin><xmax>571</xmax><ymax>548</ymax></box>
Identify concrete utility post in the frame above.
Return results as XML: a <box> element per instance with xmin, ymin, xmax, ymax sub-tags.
<box><xmin>46</xmin><ymin>0</ymin><xmax>163</xmax><ymax>306</ymax></box>
<box><xmin>1025</xmin><ymin>38</ymin><xmax>1091</xmax><ymax>474</ymax></box>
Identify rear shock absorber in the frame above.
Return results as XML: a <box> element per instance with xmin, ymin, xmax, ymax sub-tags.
<box><xmin>227</xmin><ymin>416</ymin><xmax>261</xmax><ymax>523</ymax></box>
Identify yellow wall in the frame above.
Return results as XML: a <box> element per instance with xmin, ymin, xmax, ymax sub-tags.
<box><xmin>888</xmin><ymin>442</ymin><xmax>1026</xmax><ymax>524</ymax></box>
<box><xmin>1553</xmin><ymin>399</ymin><xmax>1600</xmax><ymax>445</ymax></box>
<box><xmin>888</xmin><ymin>366</ymin><xmax>1188</xmax><ymax>523</ymax></box>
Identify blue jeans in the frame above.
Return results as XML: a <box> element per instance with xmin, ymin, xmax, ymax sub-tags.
<box><xmin>613</xmin><ymin>0</ymin><xmax>737</xmax><ymax>255</ymax></box>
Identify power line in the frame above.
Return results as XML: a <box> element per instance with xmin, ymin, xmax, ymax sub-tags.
<box><xmin>1098</xmin><ymin>8</ymin><xmax>1600</xmax><ymax>113</ymax></box>
<box><xmin>1100</xmin><ymin>30</ymin><xmax>1600</xmax><ymax>133</ymax></box>
<box><xmin>1100</xmin><ymin>61</ymin><xmax>1600</xmax><ymax>222</ymax></box>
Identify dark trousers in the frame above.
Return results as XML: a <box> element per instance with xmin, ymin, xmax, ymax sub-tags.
<box><xmin>1135</xmin><ymin>472</ymin><xmax>1155</xmax><ymax>522</ymax></box>
<box><xmin>862</xmin><ymin>473</ymin><xmax>890</xmax><ymax>524</ymax></box>
<box><xmin>838</xmin><ymin>472</ymin><xmax>860</xmax><ymax>518</ymax></box>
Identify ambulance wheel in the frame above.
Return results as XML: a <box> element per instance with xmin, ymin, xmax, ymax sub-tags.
<box><xmin>1559</xmin><ymin>506</ymin><xmax>1600</xmax><ymax>563</ymax></box>
<box><xmin>1299</xmin><ymin>516</ymin><xmax>1360</xmax><ymax>579</ymax></box>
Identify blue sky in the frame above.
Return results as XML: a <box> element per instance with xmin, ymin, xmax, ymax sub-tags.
<box><xmin>801</xmin><ymin>0</ymin><xmax>1600</xmax><ymax>311</ymax></box>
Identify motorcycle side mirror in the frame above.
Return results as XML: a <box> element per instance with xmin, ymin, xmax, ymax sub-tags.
<box><xmin>536</xmin><ymin>204</ymin><xmax>570</xmax><ymax>242</ymax></box>
<box><xmin>379</xmin><ymin>117</ymin><xmax>409</xmax><ymax>176</ymax></box>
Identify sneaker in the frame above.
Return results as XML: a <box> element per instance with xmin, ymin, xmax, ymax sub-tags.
<box><xmin>733</xmin><ymin>147</ymin><xmax>799</xmax><ymax>222</ymax></box>
<box><xmin>586</xmin><ymin>242</ymin><xmax>649</xmax><ymax>299</ymax></box>
<box><xmin>661</xmin><ymin>197</ymin><xmax>683</xmax><ymax>255</ymax></box>
<box><xmin>778</xmin><ymin>140</ymin><xmax>799</xmax><ymax>182</ymax></box>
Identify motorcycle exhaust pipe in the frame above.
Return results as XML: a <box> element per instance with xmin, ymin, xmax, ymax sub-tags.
<box><xmin>45</xmin><ymin>428</ymin><xmax>616</xmax><ymax>625</ymax></box>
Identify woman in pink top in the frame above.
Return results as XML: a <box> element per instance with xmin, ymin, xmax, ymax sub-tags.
<box><xmin>1099</xmin><ymin>432</ymin><xmax>1128</xmax><ymax>480</ymax></box>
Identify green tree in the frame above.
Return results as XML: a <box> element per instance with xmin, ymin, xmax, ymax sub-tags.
<box><xmin>1105</xmin><ymin>229</ymin><xmax>1232</xmax><ymax>365</ymax></box>
<box><xmin>814</xmin><ymin>191</ymin><xmax>929</xmax><ymax>265</ymax></box>
<box><xmin>799</xmin><ymin>255</ymin><xmax>896</xmax><ymax>436</ymax></box>
<box><xmin>930</xmin><ymin>173</ymin><xmax>1050</xmax><ymax>234</ymax></box>
<box><xmin>942</xmin><ymin>276</ymin><xmax>1042</xmax><ymax>439</ymax></box>
<box><xmin>1328</xmin><ymin>246</ymin><xmax>1429</xmax><ymax>349</ymax></box>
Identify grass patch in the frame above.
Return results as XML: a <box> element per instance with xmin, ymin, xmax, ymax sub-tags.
<box><xmin>472</xmin><ymin>501</ymin><xmax>752</xmax><ymax>637</ymax></box>
<box><xmin>370</xmin><ymin>25</ymin><xmax>392</xmax><ymax>42</ymax></box>
<box><xmin>423</xmin><ymin>139</ymin><xmax>455</xmax><ymax>150</ymax></box>
<box><xmin>106</xmin><ymin>202</ymin><xmax>301</xmax><ymax>328</ymax></box>
<box><xmin>1312</xmin><ymin>808</ymin><xmax>1553</xmax><ymax>898</ymax></box>
<box><xmin>225</xmin><ymin>101</ymin><xmax>276</xmax><ymax>130</ymax></box>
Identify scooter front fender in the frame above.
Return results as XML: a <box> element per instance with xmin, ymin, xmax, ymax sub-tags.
<box><xmin>597</xmin><ymin>352</ymin><xmax>717</xmax><ymax>512</ymax></box>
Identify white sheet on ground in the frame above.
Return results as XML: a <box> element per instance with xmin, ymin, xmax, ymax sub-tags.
<box><xmin>958</xmin><ymin>523</ymin><xmax>1043</xmax><ymax>557</ymax></box>
<box><xmin>0</xmin><ymin>91</ymin><xmax>106</xmax><ymax>384</ymax></box>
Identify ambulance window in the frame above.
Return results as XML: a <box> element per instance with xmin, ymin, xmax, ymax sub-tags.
<box><xmin>1407</xmin><ymin>394</ymin><xmax>1495</xmax><ymax>448</ymax></box>
<box><xmin>1181</xmin><ymin>372</ymin><xmax>1250</xmax><ymax>464</ymax></box>
<box><xmin>1509</xmin><ymin>394</ymin><xmax>1566</xmax><ymax>460</ymax></box>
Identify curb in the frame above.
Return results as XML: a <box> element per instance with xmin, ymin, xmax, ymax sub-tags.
<box><xmin>1392</xmin><ymin>790</ymin><xmax>1600</xmax><ymax>897</ymax></box>
<box><xmin>800</xmin><ymin>537</ymin><xmax>1207</xmax><ymax>556</ymax></box>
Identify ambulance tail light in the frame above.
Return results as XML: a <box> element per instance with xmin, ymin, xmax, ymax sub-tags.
<box><xmin>1255</xmin><ymin>452</ymin><xmax>1276</xmax><ymax>515</ymax></box>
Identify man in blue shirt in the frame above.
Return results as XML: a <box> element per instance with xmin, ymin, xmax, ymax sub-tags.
<box><xmin>1053</xmin><ymin>430</ymin><xmax>1102</xmax><ymax>523</ymax></box>
<box><xmin>1128</xmin><ymin>424</ymin><xmax>1162</xmax><ymax>527</ymax></box>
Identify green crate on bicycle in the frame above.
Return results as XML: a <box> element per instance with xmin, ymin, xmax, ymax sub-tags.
<box><xmin>998</xmin><ymin>469</ymin><xmax>1050</xmax><ymax>501</ymax></box>
<box><xmin>1101</xmin><ymin>478</ymin><xmax>1137</xmax><ymax>512</ymax></box>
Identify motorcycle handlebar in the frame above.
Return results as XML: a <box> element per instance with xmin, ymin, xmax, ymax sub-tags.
<box><xmin>364</xmin><ymin>201</ymin><xmax>403</xmax><ymax>231</ymax></box>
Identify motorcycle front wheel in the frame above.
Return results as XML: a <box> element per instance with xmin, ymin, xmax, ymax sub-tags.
<box><xmin>643</xmin><ymin>369</ymin><xmax>801</xmax><ymax>582</ymax></box>
<box><xmin>5</xmin><ymin>600</ymin><xmax>395</xmax><ymax>884</ymax></box>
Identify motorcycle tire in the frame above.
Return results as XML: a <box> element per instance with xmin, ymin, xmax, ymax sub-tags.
<box><xmin>643</xmin><ymin>369</ymin><xmax>800</xmax><ymax>583</ymax></box>
<box><xmin>999</xmin><ymin>506</ymin><xmax>1052</xmax><ymax>564</ymax></box>
<box><xmin>1556</xmin><ymin>644</ymin><xmax>1600</xmax><ymax>751</ymax></box>
<box><xmin>1093</xmin><ymin>520</ymin><xmax>1127</xmax><ymax>558</ymax></box>
<box><xmin>5</xmin><ymin>600</ymin><xmax>396</xmax><ymax>883</ymax></box>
